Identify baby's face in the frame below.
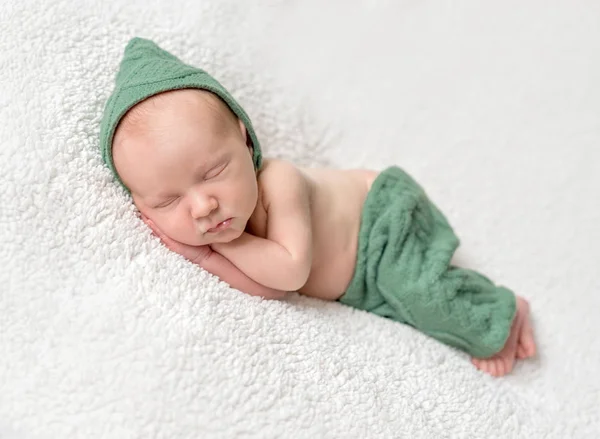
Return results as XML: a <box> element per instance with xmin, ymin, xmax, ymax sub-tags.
<box><xmin>112</xmin><ymin>89</ymin><xmax>258</xmax><ymax>246</ymax></box>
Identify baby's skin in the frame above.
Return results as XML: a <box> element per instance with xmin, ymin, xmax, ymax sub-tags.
<box><xmin>112</xmin><ymin>88</ymin><xmax>536</xmax><ymax>376</ymax></box>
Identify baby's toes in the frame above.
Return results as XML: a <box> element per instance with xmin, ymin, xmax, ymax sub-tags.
<box><xmin>473</xmin><ymin>358</ymin><xmax>486</xmax><ymax>372</ymax></box>
<box><xmin>495</xmin><ymin>358</ymin><xmax>506</xmax><ymax>376</ymax></box>
<box><xmin>503</xmin><ymin>355</ymin><xmax>515</xmax><ymax>375</ymax></box>
<box><xmin>523</xmin><ymin>337</ymin><xmax>537</xmax><ymax>358</ymax></box>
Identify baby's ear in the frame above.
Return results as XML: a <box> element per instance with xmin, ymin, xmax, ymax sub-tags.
<box><xmin>238</xmin><ymin>118</ymin><xmax>254</xmax><ymax>155</ymax></box>
<box><xmin>238</xmin><ymin>118</ymin><xmax>247</xmax><ymax>143</ymax></box>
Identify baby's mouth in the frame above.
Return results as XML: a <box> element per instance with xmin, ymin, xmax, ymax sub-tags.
<box><xmin>207</xmin><ymin>218</ymin><xmax>232</xmax><ymax>233</ymax></box>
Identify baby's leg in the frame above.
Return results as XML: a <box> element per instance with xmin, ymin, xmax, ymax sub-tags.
<box><xmin>471</xmin><ymin>297</ymin><xmax>536</xmax><ymax>376</ymax></box>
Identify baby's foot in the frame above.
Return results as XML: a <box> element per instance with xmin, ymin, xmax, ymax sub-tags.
<box><xmin>516</xmin><ymin>298</ymin><xmax>536</xmax><ymax>359</ymax></box>
<box><xmin>471</xmin><ymin>296</ymin><xmax>530</xmax><ymax>377</ymax></box>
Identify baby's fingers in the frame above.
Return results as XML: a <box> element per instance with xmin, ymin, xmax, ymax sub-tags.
<box><xmin>142</xmin><ymin>217</ymin><xmax>189</xmax><ymax>255</ymax></box>
<box><xmin>141</xmin><ymin>215</ymin><xmax>172</xmax><ymax>246</ymax></box>
<box><xmin>139</xmin><ymin>213</ymin><xmax>207</xmax><ymax>262</ymax></box>
<box><xmin>141</xmin><ymin>214</ymin><xmax>161</xmax><ymax>237</ymax></box>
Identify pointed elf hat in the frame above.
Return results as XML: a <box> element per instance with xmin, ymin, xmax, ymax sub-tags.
<box><xmin>99</xmin><ymin>37</ymin><xmax>262</xmax><ymax>190</ymax></box>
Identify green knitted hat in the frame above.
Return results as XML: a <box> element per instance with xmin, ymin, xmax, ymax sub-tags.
<box><xmin>99</xmin><ymin>37</ymin><xmax>262</xmax><ymax>190</ymax></box>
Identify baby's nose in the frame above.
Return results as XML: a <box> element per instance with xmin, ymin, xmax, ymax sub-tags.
<box><xmin>190</xmin><ymin>192</ymin><xmax>218</xmax><ymax>219</ymax></box>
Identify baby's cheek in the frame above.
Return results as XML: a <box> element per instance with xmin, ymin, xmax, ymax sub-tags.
<box><xmin>156</xmin><ymin>211</ymin><xmax>179</xmax><ymax>233</ymax></box>
<box><xmin>164</xmin><ymin>210</ymin><xmax>199</xmax><ymax>244</ymax></box>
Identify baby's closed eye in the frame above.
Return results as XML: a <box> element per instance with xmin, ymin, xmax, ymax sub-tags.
<box><xmin>204</xmin><ymin>162</ymin><xmax>227</xmax><ymax>179</ymax></box>
<box><xmin>150</xmin><ymin>162</ymin><xmax>229</xmax><ymax>209</ymax></box>
<box><xmin>154</xmin><ymin>197</ymin><xmax>179</xmax><ymax>209</ymax></box>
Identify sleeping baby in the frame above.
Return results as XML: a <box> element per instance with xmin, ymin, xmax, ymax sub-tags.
<box><xmin>99</xmin><ymin>37</ymin><xmax>536</xmax><ymax>377</ymax></box>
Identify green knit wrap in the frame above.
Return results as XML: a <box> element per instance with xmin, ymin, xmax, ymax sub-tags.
<box><xmin>339</xmin><ymin>167</ymin><xmax>517</xmax><ymax>358</ymax></box>
<box><xmin>99</xmin><ymin>37</ymin><xmax>262</xmax><ymax>190</ymax></box>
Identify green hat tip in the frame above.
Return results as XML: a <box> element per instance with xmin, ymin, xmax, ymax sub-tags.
<box><xmin>99</xmin><ymin>37</ymin><xmax>262</xmax><ymax>192</ymax></box>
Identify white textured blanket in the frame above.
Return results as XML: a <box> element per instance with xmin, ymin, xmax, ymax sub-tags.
<box><xmin>2</xmin><ymin>0</ymin><xmax>599</xmax><ymax>437</ymax></box>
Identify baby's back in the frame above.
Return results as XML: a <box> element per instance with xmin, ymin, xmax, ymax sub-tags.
<box><xmin>297</xmin><ymin>165</ymin><xmax>378</xmax><ymax>300</ymax></box>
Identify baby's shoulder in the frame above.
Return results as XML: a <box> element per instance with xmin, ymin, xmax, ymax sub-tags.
<box><xmin>257</xmin><ymin>157</ymin><xmax>299</xmax><ymax>177</ymax></box>
<box><xmin>257</xmin><ymin>158</ymin><xmax>305</xmax><ymax>188</ymax></box>
<box><xmin>257</xmin><ymin>158</ymin><xmax>311</xmax><ymax>206</ymax></box>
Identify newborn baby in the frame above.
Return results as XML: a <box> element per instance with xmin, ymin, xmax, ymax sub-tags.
<box><xmin>100</xmin><ymin>38</ymin><xmax>536</xmax><ymax>377</ymax></box>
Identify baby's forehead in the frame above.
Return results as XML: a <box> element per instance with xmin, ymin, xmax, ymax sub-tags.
<box><xmin>116</xmin><ymin>89</ymin><xmax>236</xmax><ymax>139</ymax></box>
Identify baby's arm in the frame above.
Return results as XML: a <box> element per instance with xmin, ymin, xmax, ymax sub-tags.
<box><xmin>199</xmin><ymin>249</ymin><xmax>287</xmax><ymax>299</ymax></box>
<box><xmin>211</xmin><ymin>161</ymin><xmax>312</xmax><ymax>291</ymax></box>
<box><xmin>142</xmin><ymin>215</ymin><xmax>287</xmax><ymax>300</ymax></box>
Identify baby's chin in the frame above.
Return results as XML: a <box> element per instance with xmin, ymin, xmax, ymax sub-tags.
<box><xmin>185</xmin><ymin>227</ymin><xmax>243</xmax><ymax>246</ymax></box>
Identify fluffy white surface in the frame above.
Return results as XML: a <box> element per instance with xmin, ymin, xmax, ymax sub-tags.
<box><xmin>1</xmin><ymin>0</ymin><xmax>599</xmax><ymax>437</ymax></box>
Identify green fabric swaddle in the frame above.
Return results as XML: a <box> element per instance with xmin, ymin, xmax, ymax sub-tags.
<box><xmin>339</xmin><ymin>167</ymin><xmax>516</xmax><ymax>358</ymax></box>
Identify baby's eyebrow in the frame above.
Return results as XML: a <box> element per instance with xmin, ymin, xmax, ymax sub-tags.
<box><xmin>145</xmin><ymin>161</ymin><xmax>223</xmax><ymax>201</ymax></box>
<box><xmin>143</xmin><ymin>149</ymin><xmax>228</xmax><ymax>202</ymax></box>
<box><xmin>145</xmin><ymin>190</ymin><xmax>178</xmax><ymax>201</ymax></box>
<box><xmin>193</xmin><ymin>155</ymin><xmax>226</xmax><ymax>179</ymax></box>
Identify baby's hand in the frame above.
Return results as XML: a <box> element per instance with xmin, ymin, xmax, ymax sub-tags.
<box><xmin>141</xmin><ymin>213</ymin><xmax>211</xmax><ymax>264</ymax></box>
<box><xmin>140</xmin><ymin>213</ymin><xmax>287</xmax><ymax>300</ymax></box>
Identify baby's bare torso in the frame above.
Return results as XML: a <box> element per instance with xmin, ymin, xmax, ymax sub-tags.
<box><xmin>248</xmin><ymin>159</ymin><xmax>378</xmax><ymax>300</ymax></box>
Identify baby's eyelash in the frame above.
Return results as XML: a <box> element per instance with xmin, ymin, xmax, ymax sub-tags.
<box><xmin>154</xmin><ymin>198</ymin><xmax>177</xmax><ymax>209</ymax></box>
<box><xmin>206</xmin><ymin>163</ymin><xmax>227</xmax><ymax>179</ymax></box>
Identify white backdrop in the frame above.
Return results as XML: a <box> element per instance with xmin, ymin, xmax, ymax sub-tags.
<box><xmin>1</xmin><ymin>0</ymin><xmax>599</xmax><ymax>437</ymax></box>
